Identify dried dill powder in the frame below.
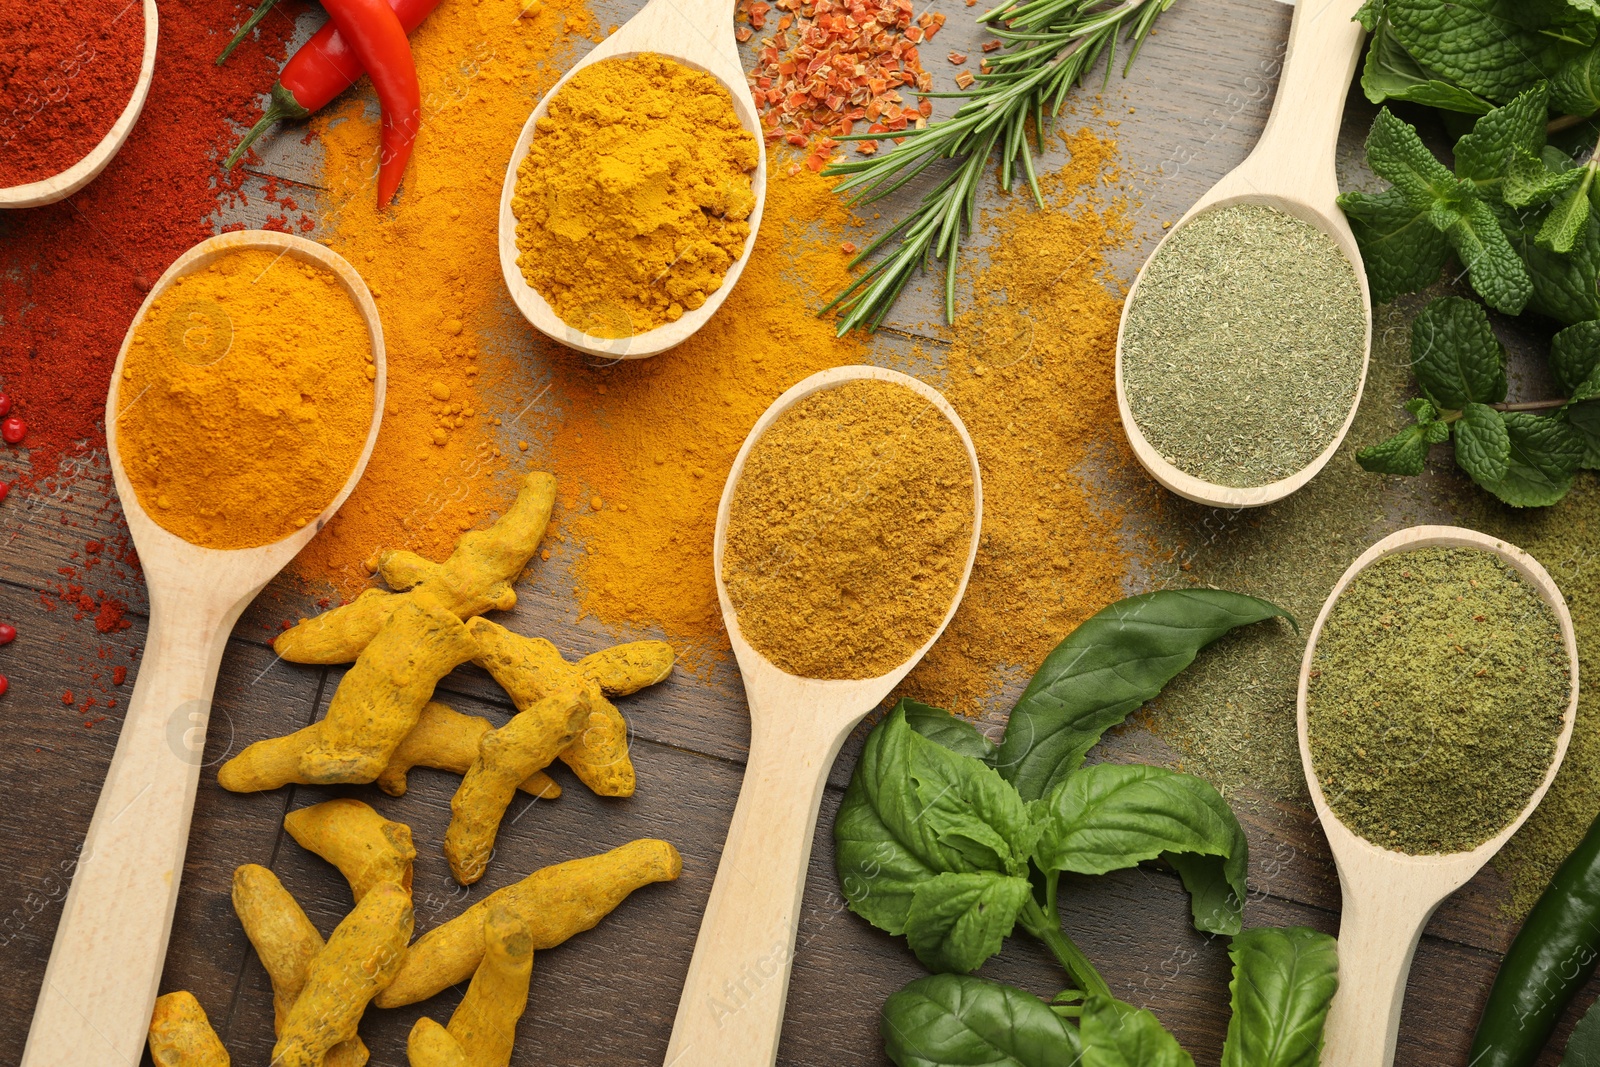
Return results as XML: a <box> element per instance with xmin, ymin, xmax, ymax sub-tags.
<box><xmin>1121</xmin><ymin>203</ymin><xmax>1366</xmax><ymax>488</ymax></box>
<box><xmin>1305</xmin><ymin>546</ymin><xmax>1568</xmax><ymax>855</ymax></box>
<box><xmin>721</xmin><ymin>379</ymin><xmax>974</xmax><ymax>680</ymax></box>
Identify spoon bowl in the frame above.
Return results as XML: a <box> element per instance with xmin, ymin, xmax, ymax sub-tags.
<box><xmin>1297</xmin><ymin>525</ymin><xmax>1578</xmax><ymax>1067</ymax></box>
<box><xmin>21</xmin><ymin>230</ymin><xmax>385</xmax><ymax>1067</ymax></box>
<box><xmin>1114</xmin><ymin>0</ymin><xmax>1372</xmax><ymax>508</ymax></box>
<box><xmin>497</xmin><ymin>0</ymin><xmax>766</xmax><ymax>360</ymax></box>
<box><xmin>0</xmin><ymin>0</ymin><xmax>158</xmax><ymax>210</ymax></box>
<box><xmin>664</xmin><ymin>365</ymin><xmax>982</xmax><ymax>1066</ymax></box>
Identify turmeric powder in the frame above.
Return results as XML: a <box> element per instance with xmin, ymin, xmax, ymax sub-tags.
<box><xmin>283</xmin><ymin>799</ymin><xmax>415</xmax><ymax>902</ymax></box>
<box><xmin>377</xmin><ymin>838</ymin><xmax>683</xmax><ymax>1007</ymax></box>
<box><xmin>231</xmin><ymin>865</ymin><xmax>370</xmax><ymax>1067</ymax></box>
<box><xmin>116</xmin><ymin>248</ymin><xmax>374</xmax><ymax>550</ymax></box>
<box><xmin>273</xmin><ymin>881</ymin><xmax>413</xmax><ymax>1067</ymax></box>
<box><xmin>147</xmin><ymin>991</ymin><xmax>230</xmax><ymax>1067</ymax></box>
<box><xmin>511</xmin><ymin>53</ymin><xmax>758</xmax><ymax>337</ymax></box>
<box><xmin>722</xmin><ymin>378</ymin><xmax>976</xmax><ymax>680</ymax></box>
<box><xmin>276</xmin><ymin>470</ymin><xmax>557</xmax><ymax>665</ymax></box>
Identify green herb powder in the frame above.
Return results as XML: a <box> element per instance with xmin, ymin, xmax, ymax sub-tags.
<box><xmin>1121</xmin><ymin>203</ymin><xmax>1366</xmax><ymax>488</ymax></box>
<box><xmin>1305</xmin><ymin>546</ymin><xmax>1568</xmax><ymax>855</ymax></box>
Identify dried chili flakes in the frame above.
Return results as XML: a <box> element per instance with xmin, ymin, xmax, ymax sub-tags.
<box><xmin>739</xmin><ymin>0</ymin><xmax>934</xmax><ymax>171</ymax></box>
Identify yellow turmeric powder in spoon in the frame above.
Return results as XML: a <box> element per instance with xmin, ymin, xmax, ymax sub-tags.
<box><xmin>116</xmin><ymin>248</ymin><xmax>374</xmax><ymax>550</ymax></box>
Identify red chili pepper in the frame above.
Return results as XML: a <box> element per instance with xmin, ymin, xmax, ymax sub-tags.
<box><xmin>224</xmin><ymin>0</ymin><xmax>440</xmax><ymax>171</ymax></box>
<box><xmin>1</xmin><ymin>417</ymin><xmax>26</xmax><ymax>445</ymax></box>
<box><xmin>0</xmin><ymin>624</ymin><xmax>14</xmax><ymax>646</ymax></box>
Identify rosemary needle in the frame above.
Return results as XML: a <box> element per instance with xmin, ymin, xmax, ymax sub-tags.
<box><xmin>821</xmin><ymin>0</ymin><xmax>1176</xmax><ymax>334</ymax></box>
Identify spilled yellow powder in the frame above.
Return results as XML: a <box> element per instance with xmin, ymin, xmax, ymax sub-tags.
<box><xmin>896</xmin><ymin>128</ymin><xmax>1145</xmax><ymax>711</ymax></box>
<box><xmin>538</xmin><ymin>164</ymin><xmax>870</xmax><ymax>656</ymax></box>
<box><xmin>291</xmin><ymin>0</ymin><xmax>597</xmax><ymax>590</ymax></box>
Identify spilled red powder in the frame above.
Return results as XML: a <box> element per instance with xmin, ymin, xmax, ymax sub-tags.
<box><xmin>0</xmin><ymin>0</ymin><xmax>145</xmax><ymax>187</ymax></box>
<box><xmin>0</xmin><ymin>0</ymin><xmax>309</xmax><ymax>491</ymax></box>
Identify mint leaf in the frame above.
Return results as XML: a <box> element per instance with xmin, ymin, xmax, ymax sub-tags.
<box><xmin>1454</xmin><ymin>403</ymin><xmax>1512</xmax><ymax>486</ymax></box>
<box><xmin>1360</xmin><ymin>18</ymin><xmax>1495</xmax><ymax>113</ymax></box>
<box><xmin>1386</xmin><ymin>0</ymin><xmax>1569</xmax><ymax>103</ymax></box>
<box><xmin>1505</xmin><ymin>153</ymin><xmax>1587</xmax><ymax>209</ymax></box>
<box><xmin>1453</xmin><ymin>84</ymin><xmax>1548</xmax><ymax>185</ymax></box>
<box><xmin>1561</xmin><ymin>400</ymin><xmax>1600</xmax><ymax>467</ymax></box>
<box><xmin>1339</xmin><ymin>188</ymin><xmax>1451</xmax><ymax>302</ymax></box>
<box><xmin>1486</xmin><ymin>412</ymin><xmax>1584</xmax><ymax>506</ymax></box>
<box><xmin>1357</xmin><ymin>424</ymin><xmax>1434</xmax><ymax>475</ymax></box>
<box><xmin>1538</xmin><ymin>171</ymin><xmax>1597</xmax><ymax>253</ymax></box>
<box><xmin>1515</xmin><ymin>213</ymin><xmax>1600</xmax><ymax>323</ymax></box>
<box><xmin>1441</xmin><ymin>196</ymin><xmax>1534</xmax><ymax>312</ymax></box>
<box><xmin>1405</xmin><ymin>396</ymin><xmax>1441</xmax><ymax>422</ymax></box>
<box><xmin>903</xmin><ymin>872</ymin><xmax>1032</xmax><ymax>973</ymax></box>
<box><xmin>1366</xmin><ymin>108</ymin><xmax>1458</xmax><ymax>208</ymax></box>
<box><xmin>1410</xmin><ymin>296</ymin><xmax>1508</xmax><ymax>406</ymax></box>
<box><xmin>1555</xmin><ymin>44</ymin><xmax>1600</xmax><ymax>116</ymax></box>
<box><xmin>1550</xmin><ymin>320</ymin><xmax>1600</xmax><ymax>396</ymax></box>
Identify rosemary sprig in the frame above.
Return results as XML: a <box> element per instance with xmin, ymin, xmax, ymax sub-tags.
<box><xmin>821</xmin><ymin>0</ymin><xmax>1176</xmax><ymax>334</ymax></box>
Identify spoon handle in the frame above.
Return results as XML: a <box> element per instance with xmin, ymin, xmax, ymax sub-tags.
<box><xmin>21</xmin><ymin>592</ymin><xmax>233</xmax><ymax>1067</ymax></box>
<box><xmin>665</xmin><ymin>712</ymin><xmax>848</xmax><ymax>1067</ymax></box>
<box><xmin>1242</xmin><ymin>0</ymin><xmax>1367</xmax><ymax>200</ymax></box>
<box><xmin>1318</xmin><ymin>882</ymin><xmax>1437</xmax><ymax>1067</ymax></box>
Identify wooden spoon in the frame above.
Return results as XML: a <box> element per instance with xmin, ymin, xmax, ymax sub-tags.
<box><xmin>1297</xmin><ymin>525</ymin><xmax>1579</xmax><ymax>1067</ymax></box>
<box><xmin>0</xmin><ymin>0</ymin><xmax>158</xmax><ymax>210</ymax></box>
<box><xmin>664</xmin><ymin>366</ymin><xmax>982</xmax><ymax>1066</ymax></box>
<box><xmin>496</xmin><ymin>0</ymin><xmax>766</xmax><ymax>360</ymax></box>
<box><xmin>1114</xmin><ymin>0</ymin><xmax>1372</xmax><ymax>508</ymax></box>
<box><xmin>20</xmin><ymin>230</ymin><xmax>385</xmax><ymax>1067</ymax></box>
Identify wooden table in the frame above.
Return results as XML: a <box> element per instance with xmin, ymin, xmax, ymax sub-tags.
<box><xmin>3</xmin><ymin>0</ymin><xmax>1593</xmax><ymax>1064</ymax></box>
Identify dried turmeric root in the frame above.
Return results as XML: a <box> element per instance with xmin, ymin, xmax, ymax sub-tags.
<box><xmin>444</xmin><ymin>905</ymin><xmax>535</xmax><ymax>1067</ymax></box>
<box><xmin>275</xmin><ymin>470</ymin><xmax>557</xmax><ymax>665</ymax></box>
<box><xmin>273</xmin><ymin>881</ymin><xmax>413</xmax><ymax>1067</ymax></box>
<box><xmin>381</xmin><ymin>702</ymin><xmax>561</xmax><ymax>800</ymax></box>
<box><xmin>218</xmin><ymin>703</ymin><xmax>559</xmax><ymax>800</ymax></box>
<box><xmin>284</xmin><ymin>799</ymin><xmax>415</xmax><ymax>902</ymax></box>
<box><xmin>377</xmin><ymin>839</ymin><xmax>683</xmax><ymax>1007</ymax></box>
<box><xmin>407</xmin><ymin>1019</ymin><xmax>469</xmax><ymax>1067</ymax></box>
<box><xmin>148</xmin><ymin>991</ymin><xmax>230</xmax><ymax>1067</ymax></box>
<box><xmin>444</xmin><ymin>682</ymin><xmax>591</xmax><ymax>885</ymax></box>
<box><xmin>469</xmin><ymin>619</ymin><xmax>674</xmax><ymax>798</ymax></box>
<box><xmin>231</xmin><ymin>865</ymin><xmax>369</xmax><ymax>1067</ymax></box>
<box><xmin>298</xmin><ymin>596</ymin><xmax>478</xmax><ymax>784</ymax></box>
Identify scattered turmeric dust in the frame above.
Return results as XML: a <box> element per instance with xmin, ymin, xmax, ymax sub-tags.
<box><xmin>290</xmin><ymin>0</ymin><xmax>597</xmax><ymax>591</ymax></box>
<box><xmin>539</xmin><ymin>164</ymin><xmax>871</xmax><ymax>659</ymax></box>
<box><xmin>897</xmin><ymin>127</ymin><xmax>1147</xmax><ymax>711</ymax></box>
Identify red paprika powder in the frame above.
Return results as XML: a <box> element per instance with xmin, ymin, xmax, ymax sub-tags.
<box><xmin>0</xmin><ymin>0</ymin><xmax>308</xmax><ymax>491</ymax></box>
<box><xmin>0</xmin><ymin>0</ymin><xmax>145</xmax><ymax>188</ymax></box>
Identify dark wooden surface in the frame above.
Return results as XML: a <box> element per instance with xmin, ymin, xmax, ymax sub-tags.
<box><xmin>4</xmin><ymin>0</ymin><xmax>1596</xmax><ymax>1064</ymax></box>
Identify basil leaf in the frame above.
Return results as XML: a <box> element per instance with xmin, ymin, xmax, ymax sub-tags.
<box><xmin>904</xmin><ymin>872</ymin><xmax>1033</xmax><ymax>973</ymax></box>
<box><xmin>1079</xmin><ymin>996</ymin><xmax>1195</xmax><ymax>1067</ymax></box>
<box><xmin>1337</xmin><ymin>187</ymin><xmax>1451</xmax><ymax>303</ymax></box>
<box><xmin>1485</xmin><ymin>411</ymin><xmax>1585</xmax><ymax>506</ymax></box>
<box><xmin>836</xmin><ymin>707</ymin><xmax>1035</xmax><ymax>935</ymax></box>
<box><xmin>996</xmin><ymin>590</ymin><xmax>1290</xmax><ymax>802</ymax></box>
<box><xmin>1453</xmin><ymin>403</ymin><xmax>1512</xmax><ymax>487</ymax></box>
<box><xmin>1364</xmin><ymin>107</ymin><xmax>1459</xmax><ymax>210</ymax></box>
<box><xmin>1220</xmin><ymin>927</ymin><xmax>1340</xmax><ymax>1067</ymax></box>
<box><xmin>1563</xmin><ymin>400</ymin><xmax>1600</xmax><ymax>468</ymax></box>
<box><xmin>1410</xmin><ymin>296</ymin><xmax>1508</xmax><ymax>407</ymax></box>
<box><xmin>1034</xmin><ymin>764</ymin><xmax>1248</xmax><ymax>936</ymax></box>
<box><xmin>1453</xmin><ymin>84</ymin><xmax>1548</xmax><ymax>185</ymax></box>
<box><xmin>1552</xmin><ymin>320</ymin><xmax>1600</xmax><ymax>398</ymax></box>
<box><xmin>903</xmin><ymin>699</ymin><xmax>998</xmax><ymax>766</ymax></box>
<box><xmin>1563</xmin><ymin>992</ymin><xmax>1600</xmax><ymax>1065</ymax></box>
<box><xmin>880</xmin><ymin>975</ymin><xmax>1079</xmax><ymax>1067</ymax></box>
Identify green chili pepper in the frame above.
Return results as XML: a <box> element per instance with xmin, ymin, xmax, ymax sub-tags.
<box><xmin>1469</xmin><ymin>809</ymin><xmax>1600</xmax><ymax>1067</ymax></box>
